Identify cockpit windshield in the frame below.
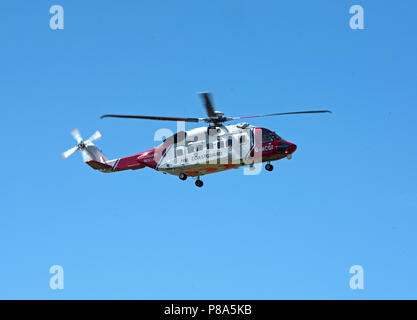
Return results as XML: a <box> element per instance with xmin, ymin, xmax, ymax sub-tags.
<box><xmin>261</xmin><ymin>129</ymin><xmax>281</xmax><ymax>143</ymax></box>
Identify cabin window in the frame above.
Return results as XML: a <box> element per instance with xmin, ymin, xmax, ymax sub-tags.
<box><xmin>240</xmin><ymin>135</ymin><xmax>246</xmax><ymax>144</ymax></box>
<box><xmin>196</xmin><ymin>145</ymin><xmax>204</xmax><ymax>152</ymax></box>
<box><xmin>207</xmin><ymin>142</ymin><xmax>214</xmax><ymax>149</ymax></box>
<box><xmin>188</xmin><ymin>145</ymin><xmax>195</xmax><ymax>153</ymax></box>
<box><xmin>176</xmin><ymin>149</ymin><xmax>183</xmax><ymax>157</ymax></box>
<box><xmin>164</xmin><ymin>131</ymin><xmax>187</xmax><ymax>144</ymax></box>
<box><xmin>227</xmin><ymin>136</ymin><xmax>233</xmax><ymax>147</ymax></box>
<box><xmin>217</xmin><ymin>140</ymin><xmax>225</xmax><ymax>149</ymax></box>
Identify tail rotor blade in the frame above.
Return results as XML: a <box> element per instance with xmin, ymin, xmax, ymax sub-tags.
<box><xmin>86</xmin><ymin>130</ymin><xmax>102</xmax><ymax>143</ymax></box>
<box><xmin>71</xmin><ymin>128</ymin><xmax>83</xmax><ymax>144</ymax></box>
<box><xmin>62</xmin><ymin>146</ymin><xmax>79</xmax><ymax>159</ymax></box>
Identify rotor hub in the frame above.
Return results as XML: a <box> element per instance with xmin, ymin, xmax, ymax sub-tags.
<box><xmin>78</xmin><ymin>141</ymin><xmax>86</xmax><ymax>150</ymax></box>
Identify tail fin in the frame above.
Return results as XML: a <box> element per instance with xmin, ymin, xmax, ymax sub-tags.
<box><xmin>62</xmin><ymin>129</ymin><xmax>116</xmax><ymax>173</ymax></box>
<box><xmin>83</xmin><ymin>143</ymin><xmax>116</xmax><ymax>173</ymax></box>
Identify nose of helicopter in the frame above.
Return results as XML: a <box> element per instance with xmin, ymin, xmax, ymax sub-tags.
<box><xmin>285</xmin><ymin>142</ymin><xmax>297</xmax><ymax>154</ymax></box>
<box><xmin>277</xmin><ymin>140</ymin><xmax>297</xmax><ymax>154</ymax></box>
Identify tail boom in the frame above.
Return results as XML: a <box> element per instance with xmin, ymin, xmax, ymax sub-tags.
<box><xmin>85</xmin><ymin>152</ymin><xmax>148</xmax><ymax>173</ymax></box>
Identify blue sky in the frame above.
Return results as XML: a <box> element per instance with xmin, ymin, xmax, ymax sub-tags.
<box><xmin>1</xmin><ymin>0</ymin><xmax>416</xmax><ymax>299</ymax></box>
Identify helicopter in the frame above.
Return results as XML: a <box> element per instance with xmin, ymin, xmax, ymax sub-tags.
<box><xmin>62</xmin><ymin>92</ymin><xmax>331</xmax><ymax>187</ymax></box>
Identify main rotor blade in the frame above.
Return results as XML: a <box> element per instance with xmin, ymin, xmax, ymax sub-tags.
<box><xmin>198</xmin><ymin>92</ymin><xmax>217</xmax><ymax>118</ymax></box>
<box><xmin>62</xmin><ymin>146</ymin><xmax>79</xmax><ymax>159</ymax></box>
<box><xmin>231</xmin><ymin>110</ymin><xmax>332</xmax><ymax>120</ymax></box>
<box><xmin>71</xmin><ymin>128</ymin><xmax>83</xmax><ymax>144</ymax></box>
<box><xmin>100</xmin><ymin>114</ymin><xmax>201</xmax><ymax>123</ymax></box>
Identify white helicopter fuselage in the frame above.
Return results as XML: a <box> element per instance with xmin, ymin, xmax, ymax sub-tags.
<box><xmin>157</xmin><ymin>123</ymin><xmax>255</xmax><ymax>177</ymax></box>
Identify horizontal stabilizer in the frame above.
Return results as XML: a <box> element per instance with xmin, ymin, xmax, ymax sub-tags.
<box><xmin>85</xmin><ymin>160</ymin><xmax>113</xmax><ymax>171</ymax></box>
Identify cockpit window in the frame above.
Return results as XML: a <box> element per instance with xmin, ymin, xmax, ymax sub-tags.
<box><xmin>261</xmin><ymin>129</ymin><xmax>281</xmax><ymax>143</ymax></box>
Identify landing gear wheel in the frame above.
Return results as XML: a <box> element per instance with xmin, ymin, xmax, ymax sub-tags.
<box><xmin>195</xmin><ymin>179</ymin><xmax>204</xmax><ymax>188</ymax></box>
<box><xmin>179</xmin><ymin>173</ymin><xmax>187</xmax><ymax>181</ymax></box>
<box><xmin>265</xmin><ymin>163</ymin><xmax>274</xmax><ymax>171</ymax></box>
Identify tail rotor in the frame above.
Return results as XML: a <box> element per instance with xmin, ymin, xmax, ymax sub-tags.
<box><xmin>62</xmin><ymin>129</ymin><xmax>102</xmax><ymax>160</ymax></box>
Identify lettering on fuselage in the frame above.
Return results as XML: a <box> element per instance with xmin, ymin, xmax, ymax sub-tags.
<box><xmin>262</xmin><ymin>144</ymin><xmax>274</xmax><ymax>152</ymax></box>
<box><xmin>190</xmin><ymin>151</ymin><xmax>221</xmax><ymax>162</ymax></box>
